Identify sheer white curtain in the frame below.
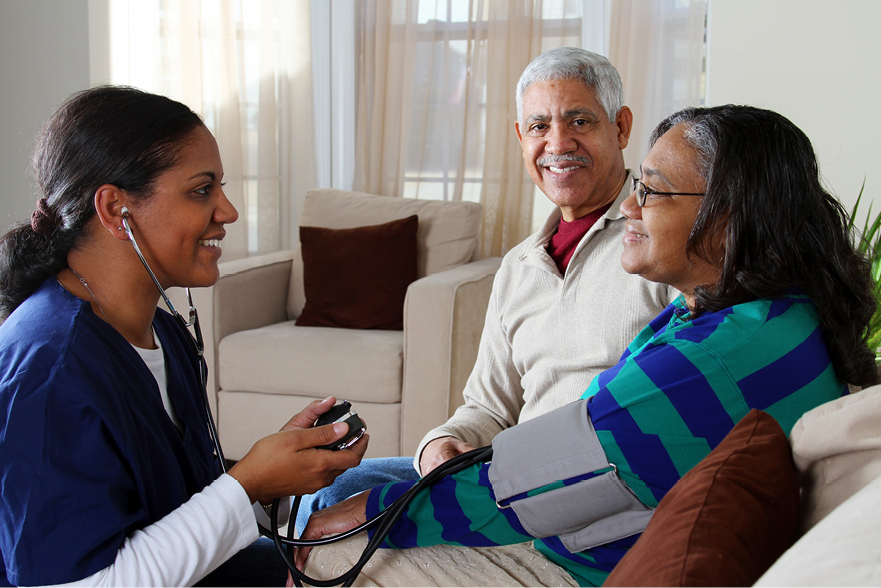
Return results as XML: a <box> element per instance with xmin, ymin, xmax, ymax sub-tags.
<box><xmin>353</xmin><ymin>0</ymin><xmax>706</xmax><ymax>256</ymax></box>
<box><xmin>610</xmin><ymin>0</ymin><xmax>707</xmax><ymax>170</ymax></box>
<box><xmin>354</xmin><ymin>0</ymin><xmax>583</xmax><ymax>256</ymax></box>
<box><xmin>106</xmin><ymin>0</ymin><xmax>705</xmax><ymax>258</ymax></box>
<box><xmin>108</xmin><ymin>0</ymin><xmax>316</xmax><ymax>258</ymax></box>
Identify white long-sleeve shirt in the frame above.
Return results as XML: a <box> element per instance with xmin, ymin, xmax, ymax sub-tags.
<box><xmin>48</xmin><ymin>475</ymin><xmax>258</xmax><ymax>587</ymax></box>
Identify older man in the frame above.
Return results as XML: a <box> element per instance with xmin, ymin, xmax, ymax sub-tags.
<box><xmin>416</xmin><ymin>46</ymin><xmax>674</xmax><ymax>474</ymax></box>
<box><xmin>295</xmin><ymin>47</ymin><xmax>674</xmax><ymax>531</ymax></box>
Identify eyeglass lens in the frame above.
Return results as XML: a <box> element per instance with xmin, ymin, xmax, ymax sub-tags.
<box><xmin>631</xmin><ymin>177</ymin><xmax>646</xmax><ymax>206</ymax></box>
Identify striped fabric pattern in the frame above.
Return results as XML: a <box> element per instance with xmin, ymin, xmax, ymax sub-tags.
<box><xmin>365</xmin><ymin>293</ymin><xmax>846</xmax><ymax>586</ymax></box>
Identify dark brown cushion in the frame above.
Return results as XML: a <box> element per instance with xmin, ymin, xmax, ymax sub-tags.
<box><xmin>604</xmin><ymin>409</ymin><xmax>800</xmax><ymax>587</ymax></box>
<box><xmin>295</xmin><ymin>215</ymin><xmax>418</xmax><ymax>330</ymax></box>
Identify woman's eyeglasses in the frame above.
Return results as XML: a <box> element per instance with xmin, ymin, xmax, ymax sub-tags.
<box><xmin>631</xmin><ymin>177</ymin><xmax>705</xmax><ymax>207</ymax></box>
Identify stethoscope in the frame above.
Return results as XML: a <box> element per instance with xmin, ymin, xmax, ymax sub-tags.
<box><xmin>120</xmin><ymin>206</ymin><xmax>224</xmax><ymax>473</ymax></box>
<box><xmin>121</xmin><ymin>206</ymin><xmax>493</xmax><ymax>587</ymax></box>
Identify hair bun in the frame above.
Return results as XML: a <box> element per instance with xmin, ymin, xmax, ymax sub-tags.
<box><xmin>30</xmin><ymin>198</ymin><xmax>59</xmax><ymax>237</ymax></box>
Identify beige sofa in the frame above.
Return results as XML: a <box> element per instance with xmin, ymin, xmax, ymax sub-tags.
<box><xmin>754</xmin><ymin>383</ymin><xmax>881</xmax><ymax>585</ymax></box>
<box><xmin>190</xmin><ymin>189</ymin><xmax>502</xmax><ymax>460</ymax></box>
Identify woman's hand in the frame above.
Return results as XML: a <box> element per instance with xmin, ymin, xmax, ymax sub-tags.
<box><xmin>228</xmin><ymin>397</ymin><xmax>368</xmax><ymax>504</ymax></box>
<box><xmin>293</xmin><ymin>491</ymin><xmax>370</xmax><ymax>570</ymax></box>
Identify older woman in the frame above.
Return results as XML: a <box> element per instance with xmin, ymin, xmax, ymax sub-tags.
<box><xmin>294</xmin><ymin>104</ymin><xmax>877</xmax><ymax>587</ymax></box>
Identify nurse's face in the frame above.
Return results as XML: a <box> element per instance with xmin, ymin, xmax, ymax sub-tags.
<box><xmin>125</xmin><ymin>125</ymin><xmax>238</xmax><ymax>289</ymax></box>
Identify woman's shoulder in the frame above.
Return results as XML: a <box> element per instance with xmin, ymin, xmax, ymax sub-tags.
<box><xmin>674</xmin><ymin>293</ymin><xmax>817</xmax><ymax>338</ymax></box>
<box><xmin>0</xmin><ymin>278</ymin><xmax>80</xmax><ymax>357</ymax></box>
<box><xmin>0</xmin><ymin>277</ymin><xmax>124</xmax><ymax>388</ymax></box>
<box><xmin>650</xmin><ymin>293</ymin><xmax>826</xmax><ymax>380</ymax></box>
<box><xmin>734</xmin><ymin>290</ymin><xmax>816</xmax><ymax>315</ymax></box>
<box><xmin>717</xmin><ymin>292</ymin><xmax>819</xmax><ymax>336</ymax></box>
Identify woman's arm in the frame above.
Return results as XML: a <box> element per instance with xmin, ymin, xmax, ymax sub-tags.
<box><xmin>8</xmin><ymin>394</ymin><xmax>364</xmax><ymax>587</ymax></box>
<box><xmin>49</xmin><ymin>475</ymin><xmax>256</xmax><ymax>587</ymax></box>
<box><xmin>49</xmin><ymin>411</ymin><xmax>366</xmax><ymax>587</ymax></box>
<box><xmin>297</xmin><ymin>459</ymin><xmax>533</xmax><ymax>572</ymax></box>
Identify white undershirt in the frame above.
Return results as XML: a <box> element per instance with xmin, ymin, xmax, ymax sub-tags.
<box><xmin>132</xmin><ymin>333</ymin><xmax>185</xmax><ymax>432</ymax></box>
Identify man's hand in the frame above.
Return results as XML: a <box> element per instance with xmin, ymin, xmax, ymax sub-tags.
<box><xmin>293</xmin><ymin>491</ymin><xmax>369</xmax><ymax>570</ymax></box>
<box><xmin>419</xmin><ymin>436</ymin><xmax>476</xmax><ymax>475</ymax></box>
<box><xmin>229</xmin><ymin>397</ymin><xmax>368</xmax><ymax>504</ymax></box>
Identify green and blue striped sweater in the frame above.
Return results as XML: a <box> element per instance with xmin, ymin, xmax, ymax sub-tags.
<box><xmin>365</xmin><ymin>293</ymin><xmax>846</xmax><ymax>585</ymax></box>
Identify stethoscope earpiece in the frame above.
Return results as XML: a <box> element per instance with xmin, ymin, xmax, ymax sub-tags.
<box><xmin>119</xmin><ymin>207</ymin><xmax>131</xmax><ymax>234</ymax></box>
<box><xmin>119</xmin><ymin>207</ymin><xmax>132</xmax><ymax>239</ymax></box>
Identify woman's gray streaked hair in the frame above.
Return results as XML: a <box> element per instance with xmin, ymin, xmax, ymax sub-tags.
<box><xmin>516</xmin><ymin>47</ymin><xmax>624</xmax><ymax>124</ymax></box>
<box><xmin>649</xmin><ymin>110</ymin><xmax>719</xmax><ymax>183</ymax></box>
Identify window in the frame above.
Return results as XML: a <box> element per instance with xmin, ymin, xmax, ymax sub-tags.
<box><xmin>400</xmin><ymin>2</ymin><xmax>596</xmax><ymax>212</ymax></box>
<box><xmin>106</xmin><ymin>0</ymin><xmax>707</xmax><ymax>255</ymax></box>
<box><xmin>107</xmin><ymin>0</ymin><xmax>307</xmax><ymax>256</ymax></box>
<box><xmin>324</xmin><ymin>0</ymin><xmax>705</xmax><ymax>240</ymax></box>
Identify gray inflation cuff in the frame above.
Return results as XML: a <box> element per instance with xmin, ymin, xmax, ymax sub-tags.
<box><xmin>488</xmin><ymin>399</ymin><xmax>653</xmax><ymax>553</ymax></box>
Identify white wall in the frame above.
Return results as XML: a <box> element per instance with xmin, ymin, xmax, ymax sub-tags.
<box><xmin>706</xmin><ymin>0</ymin><xmax>881</xmax><ymax>225</ymax></box>
<box><xmin>0</xmin><ymin>0</ymin><xmax>92</xmax><ymax>230</ymax></box>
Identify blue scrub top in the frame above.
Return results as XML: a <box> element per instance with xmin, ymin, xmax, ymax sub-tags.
<box><xmin>0</xmin><ymin>278</ymin><xmax>221</xmax><ymax>586</ymax></box>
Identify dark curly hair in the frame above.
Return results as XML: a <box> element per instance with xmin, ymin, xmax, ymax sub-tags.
<box><xmin>650</xmin><ymin>104</ymin><xmax>877</xmax><ymax>387</ymax></box>
<box><xmin>0</xmin><ymin>86</ymin><xmax>204</xmax><ymax>319</ymax></box>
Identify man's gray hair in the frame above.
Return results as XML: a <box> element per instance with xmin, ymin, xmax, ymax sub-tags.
<box><xmin>516</xmin><ymin>47</ymin><xmax>624</xmax><ymax>124</ymax></box>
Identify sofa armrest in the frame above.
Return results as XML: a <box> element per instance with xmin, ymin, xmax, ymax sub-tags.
<box><xmin>187</xmin><ymin>250</ymin><xmax>297</xmax><ymax>416</ymax></box>
<box><xmin>400</xmin><ymin>257</ymin><xmax>502</xmax><ymax>455</ymax></box>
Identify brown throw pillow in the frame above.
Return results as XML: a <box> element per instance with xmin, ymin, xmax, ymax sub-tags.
<box><xmin>604</xmin><ymin>409</ymin><xmax>800</xmax><ymax>587</ymax></box>
<box><xmin>295</xmin><ymin>215</ymin><xmax>418</xmax><ymax>330</ymax></box>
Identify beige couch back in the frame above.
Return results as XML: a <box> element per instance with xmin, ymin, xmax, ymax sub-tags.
<box><xmin>287</xmin><ymin>188</ymin><xmax>483</xmax><ymax>320</ymax></box>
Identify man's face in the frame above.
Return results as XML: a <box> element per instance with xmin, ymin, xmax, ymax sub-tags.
<box><xmin>515</xmin><ymin>78</ymin><xmax>632</xmax><ymax>221</ymax></box>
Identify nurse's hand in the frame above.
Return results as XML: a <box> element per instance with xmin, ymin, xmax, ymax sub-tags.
<box><xmin>293</xmin><ymin>491</ymin><xmax>370</xmax><ymax>570</ymax></box>
<box><xmin>229</xmin><ymin>397</ymin><xmax>368</xmax><ymax>504</ymax></box>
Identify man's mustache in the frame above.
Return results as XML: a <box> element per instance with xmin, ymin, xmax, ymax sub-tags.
<box><xmin>537</xmin><ymin>154</ymin><xmax>591</xmax><ymax>167</ymax></box>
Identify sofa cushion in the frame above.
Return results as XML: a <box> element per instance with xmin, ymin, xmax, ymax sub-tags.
<box><xmin>218</xmin><ymin>321</ymin><xmax>404</xmax><ymax>404</ymax></box>
<box><xmin>754</xmin><ymin>472</ymin><xmax>881</xmax><ymax>587</ymax></box>
<box><xmin>603</xmin><ymin>409</ymin><xmax>799</xmax><ymax>587</ymax></box>
<box><xmin>789</xmin><ymin>384</ymin><xmax>881</xmax><ymax>532</ymax></box>
<box><xmin>217</xmin><ymin>391</ymin><xmax>403</xmax><ymax>460</ymax></box>
<box><xmin>296</xmin><ymin>215</ymin><xmax>418</xmax><ymax>330</ymax></box>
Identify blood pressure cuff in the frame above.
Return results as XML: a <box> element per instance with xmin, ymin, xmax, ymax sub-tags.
<box><xmin>488</xmin><ymin>399</ymin><xmax>654</xmax><ymax>553</ymax></box>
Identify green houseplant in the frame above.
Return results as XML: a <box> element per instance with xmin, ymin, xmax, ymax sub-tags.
<box><xmin>847</xmin><ymin>179</ymin><xmax>881</xmax><ymax>361</ymax></box>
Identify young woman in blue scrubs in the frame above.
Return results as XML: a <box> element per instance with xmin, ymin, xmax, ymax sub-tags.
<box><xmin>0</xmin><ymin>86</ymin><xmax>367</xmax><ymax>587</ymax></box>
